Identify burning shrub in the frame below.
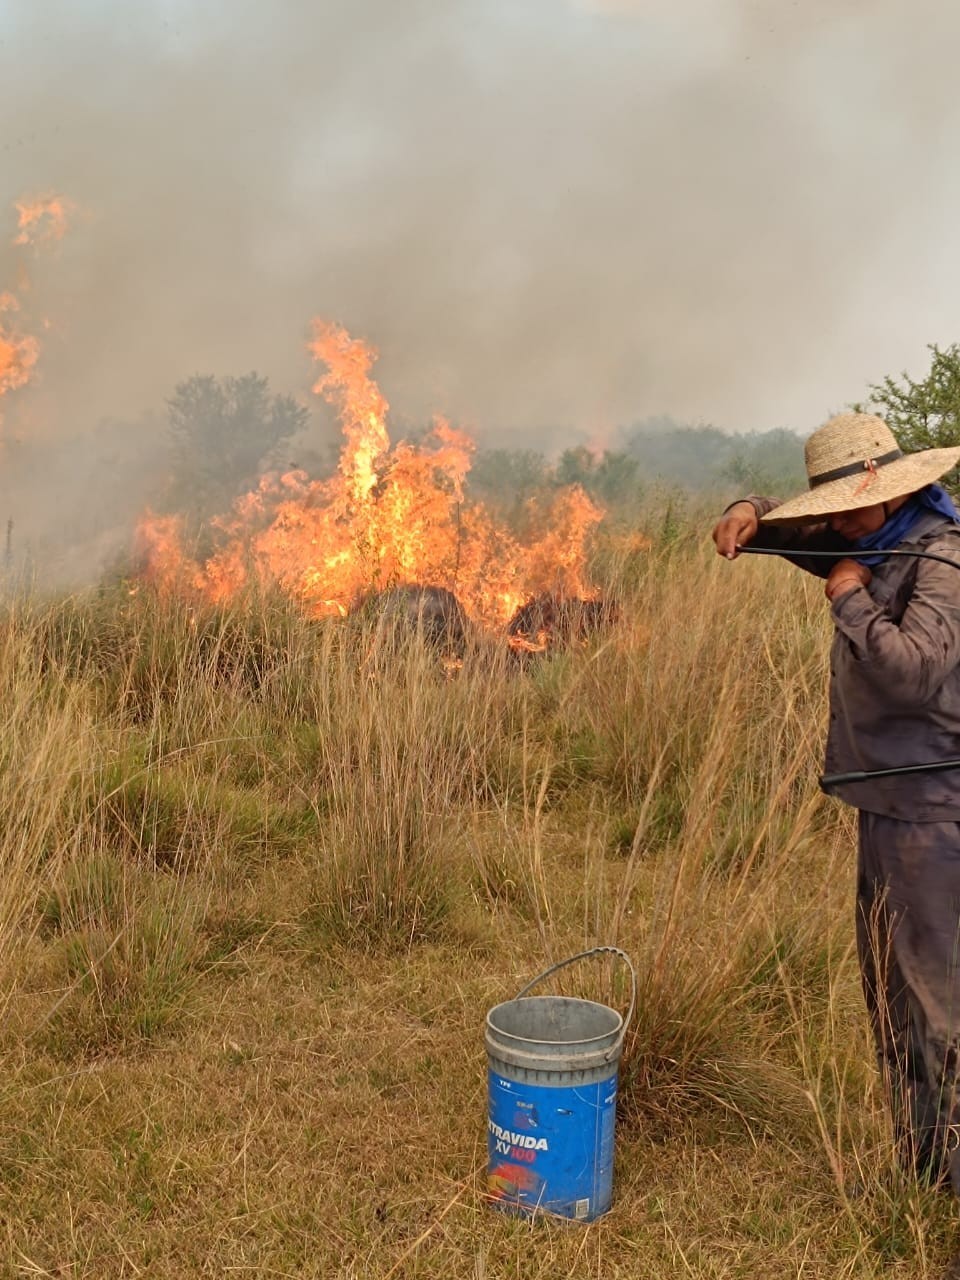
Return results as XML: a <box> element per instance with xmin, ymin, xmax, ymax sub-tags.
<box><xmin>506</xmin><ymin>593</ymin><xmax>619</xmax><ymax>657</ymax></box>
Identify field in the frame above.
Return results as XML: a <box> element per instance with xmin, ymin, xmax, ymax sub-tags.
<box><xmin>0</xmin><ymin>518</ymin><xmax>956</xmax><ymax>1279</ymax></box>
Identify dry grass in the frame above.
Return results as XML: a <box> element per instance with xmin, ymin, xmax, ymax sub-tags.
<box><xmin>0</xmin><ymin>529</ymin><xmax>954</xmax><ymax>1276</ymax></box>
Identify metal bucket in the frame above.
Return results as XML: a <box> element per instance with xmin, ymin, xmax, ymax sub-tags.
<box><xmin>485</xmin><ymin>946</ymin><xmax>635</xmax><ymax>1221</ymax></box>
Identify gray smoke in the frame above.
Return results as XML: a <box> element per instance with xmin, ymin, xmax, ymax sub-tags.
<box><xmin>1</xmin><ymin>0</ymin><xmax>959</xmax><ymax>578</ymax></box>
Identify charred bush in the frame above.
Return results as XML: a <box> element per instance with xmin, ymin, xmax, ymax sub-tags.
<box><xmin>506</xmin><ymin>593</ymin><xmax>618</xmax><ymax>657</ymax></box>
<box><xmin>353</xmin><ymin>584</ymin><xmax>471</xmax><ymax>661</ymax></box>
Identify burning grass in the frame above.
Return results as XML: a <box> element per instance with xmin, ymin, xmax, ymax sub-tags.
<box><xmin>0</xmin><ymin>525</ymin><xmax>954</xmax><ymax>1275</ymax></box>
<box><xmin>135</xmin><ymin>322</ymin><xmax>607</xmax><ymax>631</ymax></box>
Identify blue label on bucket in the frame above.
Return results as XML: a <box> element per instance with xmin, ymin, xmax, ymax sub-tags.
<box><xmin>487</xmin><ymin>1071</ymin><xmax>618</xmax><ymax>1220</ymax></box>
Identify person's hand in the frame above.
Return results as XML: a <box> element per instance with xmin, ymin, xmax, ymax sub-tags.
<box><xmin>825</xmin><ymin>558</ymin><xmax>871</xmax><ymax>603</ymax></box>
<box><xmin>712</xmin><ymin>502</ymin><xmax>759</xmax><ymax>559</ymax></box>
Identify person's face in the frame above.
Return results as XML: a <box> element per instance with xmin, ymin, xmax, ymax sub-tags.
<box><xmin>826</xmin><ymin>503</ymin><xmax>886</xmax><ymax>540</ymax></box>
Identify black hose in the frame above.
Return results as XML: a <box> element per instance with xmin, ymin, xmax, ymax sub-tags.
<box><xmin>821</xmin><ymin>759</ymin><xmax>960</xmax><ymax>786</ymax></box>
<box><xmin>734</xmin><ymin>543</ymin><xmax>960</xmax><ymax>787</ymax></box>
<box><xmin>736</xmin><ymin>544</ymin><xmax>960</xmax><ymax>572</ymax></box>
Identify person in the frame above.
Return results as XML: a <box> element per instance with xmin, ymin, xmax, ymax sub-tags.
<box><xmin>712</xmin><ymin>411</ymin><xmax>960</xmax><ymax>1193</ymax></box>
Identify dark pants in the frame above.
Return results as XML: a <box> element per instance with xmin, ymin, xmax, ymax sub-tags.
<box><xmin>858</xmin><ymin>811</ymin><xmax>960</xmax><ymax>1190</ymax></box>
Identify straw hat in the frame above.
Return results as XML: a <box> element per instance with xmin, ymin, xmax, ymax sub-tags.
<box><xmin>759</xmin><ymin>412</ymin><xmax>960</xmax><ymax>527</ymax></box>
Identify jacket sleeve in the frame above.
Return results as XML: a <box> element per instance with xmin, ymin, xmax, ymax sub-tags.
<box><xmin>733</xmin><ymin>496</ymin><xmax>846</xmax><ymax>580</ymax></box>
<box><xmin>831</xmin><ymin>541</ymin><xmax>960</xmax><ymax>706</ymax></box>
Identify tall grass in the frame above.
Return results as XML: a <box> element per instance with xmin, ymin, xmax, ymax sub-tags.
<box><xmin>0</xmin><ymin>532</ymin><xmax>951</xmax><ymax>1274</ymax></box>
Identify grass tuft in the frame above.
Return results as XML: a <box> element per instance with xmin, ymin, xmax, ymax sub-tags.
<box><xmin>38</xmin><ymin>852</ymin><xmax>205</xmax><ymax>1054</ymax></box>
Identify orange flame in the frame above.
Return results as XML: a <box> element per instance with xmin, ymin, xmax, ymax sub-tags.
<box><xmin>0</xmin><ymin>293</ymin><xmax>39</xmax><ymax>423</ymax></box>
<box><xmin>13</xmin><ymin>195</ymin><xmax>72</xmax><ymax>248</ymax></box>
<box><xmin>308</xmin><ymin>320</ymin><xmax>391</xmax><ymax>507</ymax></box>
<box><xmin>136</xmin><ymin>323</ymin><xmax>605</xmax><ymax>627</ymax></box>
<box><xmin>0</xmin><ymin>193</ymin><xmax>73</xmax><ymax>427</ymax></box>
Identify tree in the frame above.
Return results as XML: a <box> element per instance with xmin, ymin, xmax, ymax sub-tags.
<box><xmin>469</xmin><ymin>447</ymin><xmax>548</xmax><ymax>497</ymax></box>
<box><xmin>866</xmin><ymin>344</ymin><xmax>960</xmax><ymax>454</ymax></box>
<box><xmin>553</xmin><ymin>447</ymin><xmax>642</xmax><ymax>508</ymax></box>
<box><xmin>623</xmin><ymin>419</ymin><xmax>805</xmax><ymax>497</ymax></box>
<box><xmin>467</xmin><ymin>448</ymin><xmax>549</xmax><ymax>531</ymax></box>
<box><xmin>164</xmin><ymin>373</ymin><xmax>309</xmax><ymax>526</ymax></box>
<box><xmin>720</xmin><ymin>429</ymin><xmax>807</xmax><ymax>497</ymax></box>
<box><xmin>863</xmin><ymin>345</ymin><xmax>960</xmax><ymax>500</ymax></box>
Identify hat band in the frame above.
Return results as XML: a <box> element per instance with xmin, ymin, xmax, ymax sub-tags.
<box><xmin>809</xmin><ymin>448</ymin><xmax>903</xmax><ymax>488</ymax></box>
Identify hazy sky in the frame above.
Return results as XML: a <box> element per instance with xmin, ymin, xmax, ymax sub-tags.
<box><xmin>3</xmin><ymin>0</ymin><xmax>960</xmax><ymax>456</ymax></box>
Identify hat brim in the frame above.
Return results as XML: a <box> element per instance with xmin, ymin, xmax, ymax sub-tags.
<box><xmin>759</xmin><ymin>446</ymin><xmax>960</xmax><ymax>527</ymax></box>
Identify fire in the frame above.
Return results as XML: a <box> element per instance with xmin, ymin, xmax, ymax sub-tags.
<box><xmin>0</xmin><ymin>293</ymin><xmax>39</xmax><ymax>407</ymax></box>
<box><xmin>13</xmin><ymin>195</ymin><xmax>72</xmax><ymax>248</ymax></box>
<box><xmin>137</xmin><ymin>322</ymin><xmax>605</xmax><ymax>627</ymax></box>
<box><xmin>0</xmin><ymin>192</ymin><xmax>73</xmax><ymax>427</ymax></box>
<box><xmin>309</xmin><ymin>321</ymin><xmax>391</xmax><ymax>507</ymax></box>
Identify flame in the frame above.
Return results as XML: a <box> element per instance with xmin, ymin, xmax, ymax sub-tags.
<box><xmin>0</xmin><ymin>292</ymin><xmax>39</xmax><ymax>424</ymax></box>
<box><xmin>507</xmin><ymin>630</ymin><xmax>550</xmax><ymax>655</ymax></box>
<box><xmin>137</xmin><ymin>322</ymin><xmax>605</xmax><ymax>627</ymax></box>
<box><xmin>308</xmin><ymin>320</ymin><xmax>391</xmax><ymax>507</ymax></box>
<box><xmin>13</xmin><ymin>195</ymin><xmax>72</xmax><ymax>248</ymax></box>
<box><xmin>0</xmin><ymin>193</ymin><xmax>73</xmax><ymax>427</ymax></box>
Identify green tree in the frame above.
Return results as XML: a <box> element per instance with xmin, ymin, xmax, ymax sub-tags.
<box><xmin>864</xmin><ymin>344</ymin><xmax>960</xmax><ymax>499</ymax></box>
<box><xmin>467</xmin><ymin>447</ymin><xmax>549</xmax><ymax>532</ymax></box>
<box><xmin>866</xmin><ymin>343</ymin><xmax>960</xmax><ymax>453</ymax></box>
<box><xmin>553</xmin><ymin>445</ymin><xmax>594</xmax><ymax>488</ymax></box>
<box><xmin>469</xmin><ymin>448</ymin><xmax>548</xmax><ymax>496</ymax></box>
<box><xmin>553</xmin><ymin>447</ymin><xmax>642</xmax><ymax>508</ymax></box>
<box><xmin>164</xmin><ymin>373</ymin><xmax>309</xmax><ymax>526</ymax></box>
<box><xmin>720</xmin><ymin>429</ymin><xmax>807</xmax><ymax>497</ymax></box>
<box><xmin>623</xmin><ymin>419</ymin><xmax>805</xmax><ymax>498</ymax></box>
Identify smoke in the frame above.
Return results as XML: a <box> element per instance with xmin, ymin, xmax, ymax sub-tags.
<box><xmin>2</xmin><ymin>0</ymin><xmax>960</xmax><ymax>577</ymax></box>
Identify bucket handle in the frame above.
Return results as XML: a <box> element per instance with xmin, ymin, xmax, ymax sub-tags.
<box><xmin>515</xmin><ymin>946</ymin><xmax>636</xmax><ymax>1055</ymax></box>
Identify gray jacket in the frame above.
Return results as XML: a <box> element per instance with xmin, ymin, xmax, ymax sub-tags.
<box><xmin>745</xmin><ymin>499</ymin><xmax>960</xmax><ymax>820</ymax></box>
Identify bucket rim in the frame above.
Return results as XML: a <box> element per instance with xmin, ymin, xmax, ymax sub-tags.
<box><xmin>486</xmin><ymin>994</ymin><xmax>624</xmax><ymax>1048</ymax></box>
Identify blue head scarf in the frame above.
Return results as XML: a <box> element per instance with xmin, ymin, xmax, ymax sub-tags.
<box><xmin>851</xmin><ymin>484</ymin><xmax>960</xmax><ymax>566</ymax></box>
